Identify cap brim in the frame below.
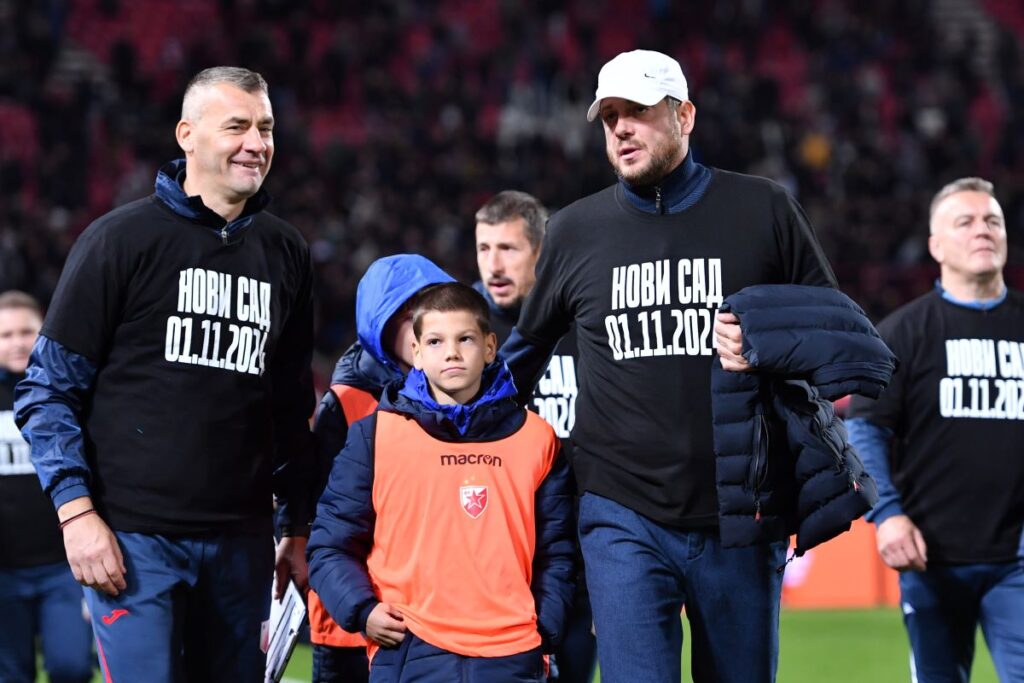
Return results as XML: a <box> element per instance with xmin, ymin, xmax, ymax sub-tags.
<box><xmin>585</xmin><ymin>88</ymin><xmax>671</xmax><ymax>122</ymax></box>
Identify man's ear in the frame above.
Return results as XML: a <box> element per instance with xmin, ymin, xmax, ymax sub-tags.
<box><xmin>678</xmin><ymin>100</ymin><xmax>696</xmax><ymax>135</ymax></box>
<box><xmin>928</xmin><ymin>234</ymin><xmax>944</xmax><ymax>265</ymax></box>
<box><xmin>484</xmin><ymin>332</ymin><xmax>498</xmax><ymax>364</ymax></box>
<box><xmin>176</xmin><ymin>119</ymin><xmax>194</xmax><ymax>155</ymax></box>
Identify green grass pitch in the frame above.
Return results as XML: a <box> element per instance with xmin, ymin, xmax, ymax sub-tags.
<box><xmin>274</xmin><ymin>608</ymin><xmax>998</xmax><ymax>682</ymax></box>
<box><xmin>57</xmin><ymin>608</ymin><xmax>997</xmax><ymax>682</ymax></box>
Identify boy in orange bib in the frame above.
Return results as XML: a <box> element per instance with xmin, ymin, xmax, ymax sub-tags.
<box><xmin>308</xmin><ymin>283</ymin><xmax>575</xmax><ymax>682</ymax></box>
<box><xmin>308</xmin><ymin>254</ymin><xmax>454</xmax><ymax>682</ymax></box>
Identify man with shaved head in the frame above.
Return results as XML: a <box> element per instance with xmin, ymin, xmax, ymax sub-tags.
<box><xmin>16</xmin><ymin>67</ymin><xmax>316</xmax><ymax>681</ymax></box>
<box><xmin>849</xmin><ymin>178</ymin><xmax>1024</xmax><ymax>683</ymax></box>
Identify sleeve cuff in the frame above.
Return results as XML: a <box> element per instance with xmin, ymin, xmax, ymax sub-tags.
<box><xmin>866</xmin><ymin>498</ymin><xmax>904</xmax><ymax>526</ymax></box>
<box><xmin>52</xmin><ymin>482</ymin><xmax>90</xmax><ymax>510</ymax></box>
<box><xmin>279</xmin><ymin>523</ymin><xmax>312</xmax><ymax>538</ymax></box>
<box><xmin>356</xmin><ymin>600</ymin><xmax>379</xmax><ymax>634</ymax></box>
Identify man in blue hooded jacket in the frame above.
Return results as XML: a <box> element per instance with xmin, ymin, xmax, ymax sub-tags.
<box><xmin>15</xmin><ymin>66</ymin><xmax>315</xmax><ymax>682</ymax></box>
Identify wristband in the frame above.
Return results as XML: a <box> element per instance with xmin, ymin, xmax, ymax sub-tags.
<box><xmin>59</xmin><ymin>509</ymin><xmax>97</xmax><ymax>530</ymax></box>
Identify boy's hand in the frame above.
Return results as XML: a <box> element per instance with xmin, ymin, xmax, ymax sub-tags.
<box><xmin>366</xmin><ymin>602</ymin><xmax>407</xmax><ymax>647</ymax></box>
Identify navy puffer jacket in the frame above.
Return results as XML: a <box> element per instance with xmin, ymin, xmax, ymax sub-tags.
<box><xmin>712</xmin><ymin>285</ymin><xmax>897</xmax><ymax>555</ymax></box>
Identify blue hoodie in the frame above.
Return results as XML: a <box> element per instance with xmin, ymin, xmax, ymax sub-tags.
<box><xmin>312</xmin><ymin>255</ymin><xmax>454</xmax><ymax>490</ymax></box>
<box><xmin>356</xmin><ymin>254</ymin><xmax>454</xmax><ymax>375</ymax></box>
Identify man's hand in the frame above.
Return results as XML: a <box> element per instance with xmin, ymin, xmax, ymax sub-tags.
<box><xmin>876</xmin><ymin>514</ymin><xmax>928</xmax><ymax>571</ymax></box>
<box><xmin>274</xmin><ymin>535</ymin><xmax>309</xmax><ymax>600</ymax></box>
<box><xmin>714</xmin><ymin>312</ymin><xmax>751</xmax><ymax>372</ymax></box>
<box><xmin>366</xmin><ymin>602</ymin><xmax>406</xmax><ymax>647</ymax></box>
<box><xmin>59</xmin><ymin>498</ymin><xmax>126</xmax><ymax>596</ymax></box>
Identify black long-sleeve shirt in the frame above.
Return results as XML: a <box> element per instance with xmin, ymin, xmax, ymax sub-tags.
<box><xmin>16</xmin><ymin>161</ymin><xmax>316</xmax><ymax>535</ymax></box>
<box><xmin>503</xmin><ymin>165</ymin><xmax>835</xmax><ymax>527</ymax></box>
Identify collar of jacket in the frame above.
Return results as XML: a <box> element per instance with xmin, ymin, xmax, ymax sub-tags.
<box><xmin>154</xmin><ymin>159</ymin><xmax>270</xmax><ymax>241</ymax></box>
<box><xmin>935</xmin><ymin>279</ymin><xmax>1007</xmax><ymax>310</ymax></box>
<box><xmin>473</xmin><ymin>280</ymin><xmax>520</xmax><ymax>327</ymax></box>
<box><xmin>620</xmin><ymin>150</ymin><xmax>712</xmax><ymax>214</ymax></box>
<box><xmin>387</xmin><ymin>360</ymin><xmax>522</xmax><ymax>438</ymax></box>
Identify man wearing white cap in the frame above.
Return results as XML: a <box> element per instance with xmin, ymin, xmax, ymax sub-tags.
<box><xmin>502</xmin><ymin>50</ymin><xmax>837</xmax><ymax>681</ymax></box>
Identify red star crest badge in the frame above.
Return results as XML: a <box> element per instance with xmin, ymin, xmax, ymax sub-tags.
<box><xmin>459</xmin><ymin>485</ymin><xmax>488</xmax><ymax>519</ymax></box>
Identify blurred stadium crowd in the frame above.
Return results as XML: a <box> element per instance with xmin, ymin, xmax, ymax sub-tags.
<box><xmin>2</xmin><ymin>0</ymin><xmax>1023</xmax><ymax>384</ymax></box>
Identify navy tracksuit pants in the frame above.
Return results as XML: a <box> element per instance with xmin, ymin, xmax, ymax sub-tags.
<box><xmin>84</xmin><ymin>531</ymin><xmax>273</xmax><ymax>683</ymax></box>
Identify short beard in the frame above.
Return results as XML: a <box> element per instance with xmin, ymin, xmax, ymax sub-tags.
<box><xmin>608</xmin><ymin>111</ymin><xmax>684</xmax><ymax>187</ymax></box>
<box><xmin>612</xmin><ymin>143</ymin><xmax>681</xmax><ymax>187</ymax></box>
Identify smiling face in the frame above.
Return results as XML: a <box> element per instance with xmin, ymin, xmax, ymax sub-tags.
<box><xmin>413</xmin><ymin>310</ymin><xmax>497</xmax><ymax>405</ymax></box>
<box><xmin>599</xmin><ymin>96</ymin><xmax>694</xmax><ymax>186</ymax></box>
<box><xmin>0</xmin><ymin>306</ymin><xmax>42</xmax><ymax>374</ymax></box>
<box><xmin>175</xmin><ymin>82</ymin><xmax>274</xmax><ymax>221</ymax></box>
<box><xmin>475</xmin><ymin>218</ymin><xmax>540</xmax><ymax>309</ymax></box>
<box><xmin>929</xmin><ymin>190</ymin><xmax>1007</xmax><ymax>288</ymax></box>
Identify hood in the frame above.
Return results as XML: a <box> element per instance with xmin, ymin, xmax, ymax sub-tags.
<box><xmin>356</xmin><ymin>254</ymin><xmax>454</xmax><ymax>374</ymax></box>
<box><xmin>380</xmin><ymin>360</ymin><xmax>523</xmax><ymax>439</ymax></box>
<box><xmin>329</xmin><ymin>342</ymin><xmax>400</xmax><ymax>394</ymax></box>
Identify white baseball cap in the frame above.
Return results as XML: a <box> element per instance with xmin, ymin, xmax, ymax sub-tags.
<box><xmin>586</xmin><ymin>49</ymin><xmax>689</xmax><ymax>122</ymax></box>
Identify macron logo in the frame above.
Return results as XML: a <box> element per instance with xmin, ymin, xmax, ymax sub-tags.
<box><xmin>440</xmin><ymin>453</ymin><xmax>503</xmax><ymax>468</ymax></box>
<box><xmin>101</xmin><ymin>609</ymin><xmax>129</xmax><ymax>625</ymax></box>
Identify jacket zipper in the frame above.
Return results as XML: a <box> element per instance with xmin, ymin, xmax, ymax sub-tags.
<box><xmin>813</xmin><ymin>415</ymin><xmax>863</xmax><ymax>492</ymax></box>
<box><xmin>220</xmin><ymin>226</ymin><xmax>229</xmax><ymax>244</ymax></box>
<box><xmin>655</xmin><ymin>186</ymin><xmax>663</xmax><ymax>214</ymax></box>
<box><xmin>751</xmin><ymin>414</ymin><xmax>769</xmax><ymax>520</ymax></box>
<box><xmin>816</xmin><ymin>416</ymin><xmax>844</xmax><ymax>470</ymax></box>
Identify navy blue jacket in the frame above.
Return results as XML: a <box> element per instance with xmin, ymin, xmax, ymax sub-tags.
<box><xmin>307</xmin><ymin>361</ymin><xmax>576</xmax><ymax>652</ymax></box>
<box><xmin>712</xmin><ymin>285</ymin><xmax>896</xmax><ymax>555</ymax></box>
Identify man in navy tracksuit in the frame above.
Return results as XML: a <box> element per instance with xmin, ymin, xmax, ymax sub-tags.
<box><xmin>15</xmin><ymin>67</ymin><xmax>315</xmax><ymax>682</ymax></box>
<box><xmin>848</xmin><ymin>177</ymin><xmax>1024</xmax><ymax>682</ymax></box>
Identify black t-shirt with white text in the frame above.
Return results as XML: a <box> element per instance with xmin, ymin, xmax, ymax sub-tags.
<box><xmin>42</xmin><ymin>195</ymin><xmax>314</xmax><ymax>535</ymax></box>
<box><xmin>515</xmin><ymin>170</ymin><xmax>836</xmax><ymax>527</ymax></box>
<box><xmin>848</xmin><ymin>290</ymin><xmax>1024</xmax><ymax>563</ymax></box>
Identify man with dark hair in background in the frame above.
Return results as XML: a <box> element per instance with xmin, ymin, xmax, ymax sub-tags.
<box><xmin>474</xmin><ymin>190</ymin><xmax>596</xmax><ymax>682</ymax></box>
<box><xmin>502</xmin><ymin>49</ymin><xmax>837</xmax><ymax>682</ymax></box>
<box><xmin>0</xmin><ymin>290</ymin><xmax>93</xmax><ymax>683</ymax></box>
<box><xmin>15</xmin><ymin>66</ymin><xmax>316</xmax><ymax>682</ymax></box>
<box><xmin>848</xmin><ymin>177</ymin><xmax>1024</xmax><ymax>683</ymax></box>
